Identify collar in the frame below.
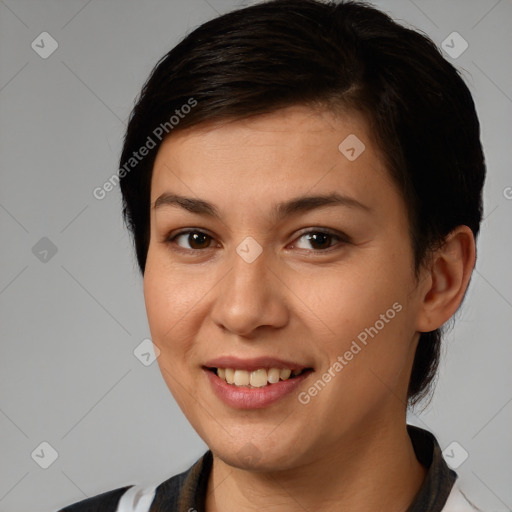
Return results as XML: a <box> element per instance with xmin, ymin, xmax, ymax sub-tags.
<box><xmin>405</xmin><ymin>425</ymin><xmax>457</xmax><ymax>512</ymax></box>
<box><xmin>149</xmin><ymin>425</ymin><xmax>457</xmax><ymax>512</ymax></box>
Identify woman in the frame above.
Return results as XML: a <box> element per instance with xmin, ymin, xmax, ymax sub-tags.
<box><xmin>59</xmin><ymin>0</ymin><xmax>486</xmax><ymax>510</ymax></box>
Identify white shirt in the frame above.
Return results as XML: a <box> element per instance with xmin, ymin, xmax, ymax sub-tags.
<box><xmin>115</xmin><ymin>482</ymin><xmax>481</xmax><ymax>512</ymax></box>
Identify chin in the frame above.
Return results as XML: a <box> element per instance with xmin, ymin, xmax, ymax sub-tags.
<box><xmin>209</xmin><ymin>433</ymin><xmax>308</xmax><ymax>472</ymax></box>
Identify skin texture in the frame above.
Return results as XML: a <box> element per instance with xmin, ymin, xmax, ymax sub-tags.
<box><xmin>143</xmin><ymin>106</ymin><xmax>475</xmax><ymax>511</ymax></box>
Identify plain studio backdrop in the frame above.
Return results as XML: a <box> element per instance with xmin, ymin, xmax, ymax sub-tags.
<box><xmin>0</xmin><ymin>0</ymin><xmax>511</xmax><ymax>510</ymax></box>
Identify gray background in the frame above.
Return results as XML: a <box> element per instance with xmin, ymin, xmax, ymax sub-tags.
<box><xmin>0</xmin><ymin>0</ymin><xmax>511</xmax><ymax>510</ymax></box>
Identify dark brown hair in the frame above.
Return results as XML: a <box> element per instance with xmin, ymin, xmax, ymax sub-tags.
<box><xmin>119</xmin><ymin>0</ymin><xmax>486</xmax><ymax>406</ymax></box>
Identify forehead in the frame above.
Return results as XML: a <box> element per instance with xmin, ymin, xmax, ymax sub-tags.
<box><xmin>150</xmin><ymin>105</ymin><xmax>394</xmax><ymax>214</ymax></box>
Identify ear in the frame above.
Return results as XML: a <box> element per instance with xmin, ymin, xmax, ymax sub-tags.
<box><xmin>416</xmin><ymin>226</ymin><xmax>476</xmax><ymax>333</ymax></box>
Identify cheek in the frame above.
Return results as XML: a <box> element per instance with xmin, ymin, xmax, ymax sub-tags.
<box><xmin>143</xmin><ymin>249</ymin><xmax>219</xmax><ymax>370</ymax></box>
<box><xmin>144</xmin><ymin>253</ymin><xmax>193</xmax><ymax>355</ymax></box>
<box><xmin>294</xmin><ymin>258</ymin><xmax>408</xmax><ymax>339</ymax></box>
<box><xmin>143</xmin><ymin>257</ymin><xmax>206</xmax><ymax>411</ymax></box>
<box><xmin>296</xmin><ymin>253</ymin><xmax>415</xmax><ymax>389</ymax></box>
<box><xmin>145</xmin><ymin>247</ymin><xmax>189</xmax><ymax>326</ymax></box>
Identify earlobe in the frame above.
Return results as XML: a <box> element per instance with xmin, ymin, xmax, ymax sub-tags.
<box><xmin>416</xmin><ymin>226</ymin><xmax>476</xmax><ymax>333</ymax></box>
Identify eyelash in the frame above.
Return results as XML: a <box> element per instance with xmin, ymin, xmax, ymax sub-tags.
<box><xmin>165</xmin><ymin>228</ymin><xmax>350</xmax><ymax>254</ymax></box>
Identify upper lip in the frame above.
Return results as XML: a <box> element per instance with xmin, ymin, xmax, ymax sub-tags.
<box><xmin>203</xmin><ymin>356</ymin><xmax>313</xmax><ymax>372</ymax></box>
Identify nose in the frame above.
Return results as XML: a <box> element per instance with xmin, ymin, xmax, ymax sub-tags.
<box><xmin>209</xmin><ymin>242</ymin><xmax>289</xmax><ymax>337</ymax></box>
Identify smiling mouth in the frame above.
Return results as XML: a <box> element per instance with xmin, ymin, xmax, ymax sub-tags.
<box><xmin>206</xmin><ymin>367</ymin><xmax>314</xmax><ymax>388</ymax></box>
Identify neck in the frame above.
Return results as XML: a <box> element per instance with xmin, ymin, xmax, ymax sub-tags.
<box><xmin>205</xmin><ymin>418</ymin><xmax>427</xmax><ymax>512</ymax></box>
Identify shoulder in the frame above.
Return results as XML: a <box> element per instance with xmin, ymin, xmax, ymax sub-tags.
<box><xmin>56</xmin><ymin>485</ymin><xmax>133</xmax><ymax>511</ymax></box>
<box><xmin>441</xmin><ymin>485</ymin><xmax>484</xmax><ymax>512</ymax></box>
<box><xmin>56</xmin><ymin>451</ymin><xmax>212</xmax><ymax>512</ymax></box>
<box><xmin>56</xmin><ymin>483</ymin><xmax>159</xmax><ymax>512</ymax></box>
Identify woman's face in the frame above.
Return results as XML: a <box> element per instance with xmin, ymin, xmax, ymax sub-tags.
<box><xmin>144</xmin><ymin>105</ymin><xmax>427</xmax><ymax>470</ymax></box>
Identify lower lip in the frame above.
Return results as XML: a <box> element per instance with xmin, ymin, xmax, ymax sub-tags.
<box><xmin>204</xmin><ymin>368</ymin><xmax>313</xmax><ymax>409</ymax></box>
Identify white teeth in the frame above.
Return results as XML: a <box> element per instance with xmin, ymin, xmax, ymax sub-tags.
<box><xmin>234</xmin><ymin>369</ymin><xmax>250</xmax><ymax>386</ymax></box>
<box><xmin>280</xmin><ymin>368</ymin><xmax>291</xmax><ymax>380</ymax></box>
<box><xmin>225</xmin><ymin>368</ymin><xmax>235</xmax><ymax>384</ymax></box>
<box><xmin>215</xmin><ymin>367</ymin><xmax>306</xmax><ymax>387</ymax></box>
<box><xmin>249</xmin><ymin>369</ymin><xmax>268</xmax><ymax>388</ymax></box>
<box><xmin>267</xmin><ymin>368</ymin><xmax>281</xmax><ymax>384</ymax></box>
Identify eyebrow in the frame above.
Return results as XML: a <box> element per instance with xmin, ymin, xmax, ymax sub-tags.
<box><xmin>153</xmin><ymin>191</ymin><xmax>371</xmax><ymax>220</ymax></box>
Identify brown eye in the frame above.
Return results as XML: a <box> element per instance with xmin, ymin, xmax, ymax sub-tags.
<box><xmin>172</xmin><ymin>231</ymin><xmax>214</xmax><ymax>250</ymax></box>
<box><xmin>305</xmin><ymin>232</ymin><xmax>333</xmax><ymax>250</ymax></box>
<box><xmin>292</xmin><ymin>230</ymin><xmax>346</xmax><ymax>251</ymax></box>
